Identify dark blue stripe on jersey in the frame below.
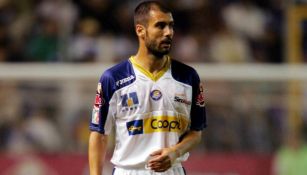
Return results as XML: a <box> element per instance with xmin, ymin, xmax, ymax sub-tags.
<box><xmin>90</xmin><ymin>60</ymin><xmax>136</xmax><ymax>134</ymax></box>
<box><xmin>171</xmin><ymin>60</ymin><xmax>196</xmax><ymax>87</ymax></box>
<box><xmin>171</xmin><ymin>60</ymin><xmax>207</xmax><ymax>130</ymax></box>
<box><xmin>103</xmin><ymin>59</ymin><xmax>136</xmax><ymax>91</ymax></box>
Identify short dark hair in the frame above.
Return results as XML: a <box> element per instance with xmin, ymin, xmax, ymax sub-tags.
<box><xmin>134</xmin><ymin>1</ymin><xmax>171</xmax><ymax>27</ymax></box>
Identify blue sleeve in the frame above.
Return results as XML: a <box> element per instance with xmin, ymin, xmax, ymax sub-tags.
<box><xmin>89</xmin><ymin>71</ymin><xmax>116</xmax><ymax>134</ymax></box>
<box><xmin>190</xmin><ymin>72</ymin><xmax>207</xmax><ymax>131</ymax></box>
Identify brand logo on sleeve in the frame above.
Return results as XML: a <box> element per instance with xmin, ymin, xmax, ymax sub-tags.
<box><xmin>116</xmin><ymin>75</ymin><xmax>135</xmax><ymax>86</ymax></box>
<box><xmin>97</xmin><ymin>83</ymin><xmax>102</xmax><ymax>93</ymax></box>
<box><xmin>94</xmin><ymin>83</ymin><xmax>105</xmax><ymax>107</ymax></box>
<box><xmin>92</xmin><ymin>83</ymin><xmax>103</xmax><ymax>125</ymax></box>
<box><xmin>196</xmin><ymin>83</ymin><xmax>205</xmax><ymax>107</ymax></box>
<box><xmin>91</xmin><ymin>106</ymin><xmax>100</xmax><ymax>124</ymax></box>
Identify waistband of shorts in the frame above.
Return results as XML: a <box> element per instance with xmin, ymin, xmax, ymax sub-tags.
<box><xmin>114</xmin><ymin>163</ymin><xmax>183</xmax><ymax>170</ymax></box>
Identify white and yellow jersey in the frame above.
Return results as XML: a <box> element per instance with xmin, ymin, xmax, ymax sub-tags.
<box><xmin>90</xmin><ymin>56</ymin><xmax>206</xmax><ymax>169</ymax></box>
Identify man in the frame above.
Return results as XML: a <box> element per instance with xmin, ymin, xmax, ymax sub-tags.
<box><xmin>89</xmin><ymin>1</ymin><xmax>206</xmax><ymax>175</ymax></box>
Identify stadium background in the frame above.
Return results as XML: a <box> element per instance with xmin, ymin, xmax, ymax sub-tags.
<box><xmin>0</xmin><ymin>0</ymin><xmax>307</xmax><ymax>174</ymax></box>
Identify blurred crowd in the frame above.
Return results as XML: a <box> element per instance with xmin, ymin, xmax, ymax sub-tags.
<box><xmin>0</xmin><ymin>0</ymin><xmax>296</xmax><ymax>63</ymax></box>
<box><xmin>0</xmin><ymin>81</ymin><xmax>92</xmax><ymax>153</ymax></box>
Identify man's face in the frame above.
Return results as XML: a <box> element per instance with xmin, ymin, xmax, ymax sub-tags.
<box><xmin>144</xmin><ymin>9</ymin><xmax>174</xmax><ymax>58</ymax></box>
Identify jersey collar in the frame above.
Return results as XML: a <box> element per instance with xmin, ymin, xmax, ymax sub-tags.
<box><xmin>129</xmin><ymin>56</ymin><xmax>170</xmax><ymax>82</ymax></box>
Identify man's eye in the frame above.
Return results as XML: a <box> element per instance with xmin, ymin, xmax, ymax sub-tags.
<box><xmin>156</xmin><ymin>23</ymin><xmax>166</xmax><ymax>29</ymax></box>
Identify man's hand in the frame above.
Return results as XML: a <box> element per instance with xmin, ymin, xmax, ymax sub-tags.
<box><xmin>147</xmin><ymin>130</ymin><xmax>202</xmax><ymax>172</ymax></box>
<box><xmin>147</xmin><ymin>147</ymin><xmax>179</xmax><ymax>172</ymax></box>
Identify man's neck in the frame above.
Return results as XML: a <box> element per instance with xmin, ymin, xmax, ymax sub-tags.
<box><xmin>134</xmin><ymin>52</ymin><xmax>168</xmax><ymax>74</ymax></box>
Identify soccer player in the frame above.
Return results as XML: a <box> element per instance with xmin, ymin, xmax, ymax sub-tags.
<box><xmin>88</xmin><ymin>1</ymin><xmax>206</xmax><ymax>175</ymax></box>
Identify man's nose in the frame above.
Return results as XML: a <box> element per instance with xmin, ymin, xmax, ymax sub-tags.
<box><xmin>164</xmin><ymin>26</ymin><xmax>173</xmax><ymax>37</ymax></box>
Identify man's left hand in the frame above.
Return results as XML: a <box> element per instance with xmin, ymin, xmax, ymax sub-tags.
<box><xmin>147</xmin><ymin>147</ymin><xmax>178</xmax><ymax>172</ymax></box>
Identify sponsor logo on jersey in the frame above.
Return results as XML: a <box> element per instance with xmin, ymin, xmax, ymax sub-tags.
<box><xmin>97</xmin><ymin>83</ymin><xmax>102</xmax><ymax>93</ymax></box>
<box><xmin>94</xmin><ymin>83</ymin><xmax>105</xmax><ymax>107</ymax></box>
<box><xmin>94</xmin><ymin>94</ymin><xmax>104</xmax><ymax>106</ymax></box>
<box><xmin>126</xmin><ymin>119</ymin><xmax>143</xmax><ymax>135</ymax></box>
<box><xmin>144</xmin><ymin>116</ymin><xmax>186</xmax><ymax>133</ymax></box>
<box><xmin>126</xmin><ymin>116</ymin><xmax>188</xmax><ymax>136</ymax></box>
<box><xmin>116</xmin><ymin>75</ymin><xmax>135</xmax><ymax>86</ymax></box>
<box><xmin>196</xmin><ymin>83</ymin><xmax>205</xmax><ymax>107</ymax></box>
<box><xmin>121</xmin><ymin>92</ymin><xmax>139</xmax><ymax>112</ymax></box>
<box><xmin>150</xmin><ymin>90</ymin><xmax>162</xmax><ymax>101</ymax></box>
<box><xmin>91</xmin><ymin>106</ymin><xmax>100</xmax><ymax>124</ymax></box>
<box><xmin>174</xmin><ymin>94</ymin><xmax>191</xmax><ymax>105</ymax></box>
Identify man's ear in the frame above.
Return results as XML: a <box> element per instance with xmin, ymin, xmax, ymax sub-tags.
<box><xmin>135</xmin><ymin>24</ymin><xmax>145</xmax><ymax>39</ymax></box>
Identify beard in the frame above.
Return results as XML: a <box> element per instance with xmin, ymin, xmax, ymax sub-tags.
<box><xmin>145</xmin><ymin>35</ymin><xmax>172</xmax><ymax>58</ymax></box>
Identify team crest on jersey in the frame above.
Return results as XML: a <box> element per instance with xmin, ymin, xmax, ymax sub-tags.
<box><xmin>121</xmin><ymin>92</ymin><xmax>139</xmax><ymax>112</ymax></box>
<box><xmin>196</xmin><ymin>83</ymin><xmax>205</xmax><ymax>107</ymax></box>
<box><xmin>150</xmin><ymin>90</ymin><xmax>162</xmax><ymax>101</ymax></box>
<box><xmin>91</xmin><ymin>106</ymin><xmax>100</xmax><ymax>124</ymax></box>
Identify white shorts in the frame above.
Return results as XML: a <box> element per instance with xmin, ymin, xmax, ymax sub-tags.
<box><xmin>112</xmin><ymin>166</ymin><xmax>186</xmax><ymax>175</ymax></box>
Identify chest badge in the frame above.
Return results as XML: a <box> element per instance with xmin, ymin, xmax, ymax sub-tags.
<box><xmin>150</xmin><ymin>89</ymin><xmax>162</xmax><ymax>101</ymax></box>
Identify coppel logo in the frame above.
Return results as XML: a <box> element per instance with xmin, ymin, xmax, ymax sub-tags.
<box><xmin>126</xmin><ymin>116</ymin><xmax>188</xmax><ymax>136</ymax></box>
<box><xmin>126</xmin><ymin>119</ymin><xmax>143</xmax><ymax>135</ymax></box>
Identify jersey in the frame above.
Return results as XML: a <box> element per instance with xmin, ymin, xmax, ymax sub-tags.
<box><xmin>90</xmin><ymin>56</ymin><xmax>206</xmax><ymax>169</ymax></box>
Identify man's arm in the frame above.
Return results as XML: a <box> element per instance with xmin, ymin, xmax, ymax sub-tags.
<box><xmin>89</xmin><ymin>131</ymin><xmax>108</xmax><ymax>175</ymax></box>
<box><xmin>148</xmin><ymin>130</ymin><xmax>202</xmax><ymax>172</ymax></box>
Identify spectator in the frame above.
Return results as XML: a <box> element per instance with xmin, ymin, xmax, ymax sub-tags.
<box><xmin>209</xmin><ymin>21</ymin><xmax>252</xmax><ymax>62</ymax></box>
<box><xmin>68</xmin><ymin>18</ymin><xmax>100</xmax><ymax>62</ymax></box>
<box><xmin>25</xmin><ymin>17</ymin><xmax>60</xmax><ymax>62</ymax></box>
<box><xmin>23</xmin><ymin>109</ymin><xmax>63</xmax><ymax>152</ymax></box>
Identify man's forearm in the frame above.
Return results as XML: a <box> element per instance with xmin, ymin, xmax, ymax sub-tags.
<box><xmin>89</xmin><ymin>131</ymin><xmax>108</xmax><ymax>175</ymax></box>
<box><xmin>172</xmin><ymin>130</ymin><xmax>202</xmax><ymax>157</ymax></box>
